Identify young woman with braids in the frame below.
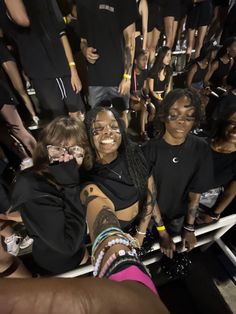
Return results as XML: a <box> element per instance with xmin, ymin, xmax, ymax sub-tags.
<box><xmin>80</xmin><ymin>105</ymin><xmax>165</xmax><ymax>248</ymax></box>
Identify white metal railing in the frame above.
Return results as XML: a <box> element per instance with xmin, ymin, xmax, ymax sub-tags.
<box><xmin>56</xmin><ymin>214</ymin><xmax>236</xmax><ymax>278</ymax></box>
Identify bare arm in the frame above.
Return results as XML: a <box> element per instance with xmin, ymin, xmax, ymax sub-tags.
<box><xmin>140</xmin><ymin>0</ymin><xmax>148</xmax><ymax>51</ymax></box>
<box><xmin>165</xmin><ymin>75</ymin><xmax>173</xmax><ymax>95</ymax></box>
<box><xmin>214</xmin><ymin>181</ymin><xmax>236</xmax><ymax>215</ymax></box>
<box><xmin>204</xmin><ymin>60</ymin><xmax>219</xmax><ymax>87</ymax></box>
<box><xmin>182</xmin><ymin>192</ymin><xmax>200</xmax><ymax>251</ymax></box>
<box><xmin>60</xmin><ymin>34</ymin><xmax>82</xmax><ymax>93</ymax></box>
<box><xmin>186</xmin><ymin>64</ymin><xmax>198</xmax><ymax>89</ymax></box>
<box><xmin>4</xmin><ymin>0</ymin><xmax>30</xmax><ymax>27</ymax></box>
<box><xmin>148</xmin><ymin>78</ymin><xmax>161</xmax><ymax>100</ymax></box>
<box><xmin>118</xmin><ymin>23</ymin><xmax>136</xmax><ymax>95</ymax></box>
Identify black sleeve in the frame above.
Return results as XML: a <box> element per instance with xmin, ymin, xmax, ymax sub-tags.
<box><xmin>50</xmin><ymin>0</ymin><xmax>66</xmax><ymax>35</ymax></box>
<box><xmin>189</xmin><ymin>141</ymin><xmax>215</xmax><ymax>193</ymax></box>
<box><xmin>117</xmin><ymin>0</ymin><xmax>136</xmax><ymax>31</ymax></box>
<box><xmin>76</xmin><ymin>0</ymin><xmax>90</xmax><ymax>39</ymax></box>
<box><xmin>12</xmin><ymin>175</ymin><xmax>86</xmax><ymax>256</ymax></box>
<box><xmin>141</xmin><ymin>140</ymin><xmax>158</xmax><ymax>174</ymax></box>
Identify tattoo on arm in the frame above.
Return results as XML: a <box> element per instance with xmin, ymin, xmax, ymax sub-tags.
<box><xmin>93</xmin><ymin>206</ymin><xmax>120</xmax><ymax>238</ymax></box>
<box><xmin>83</xmin><ymin>190</ymin><xmax>98</xmax><ymax>207</ymax></box>
<box><xmin>188</xmin><ymin>207</ymin><xmax>198</xmax><ymax>220</ymax></box>
<box><xmin>124</xmin><ymin>46</ymin><xmax>132</xmax><ymax>74</ymax></box>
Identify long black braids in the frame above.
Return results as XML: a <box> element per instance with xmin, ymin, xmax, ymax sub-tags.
<box><xmin>84</xmin><ymin>106</ymin><xmax>149</xmax><ymax>219</ymax></box>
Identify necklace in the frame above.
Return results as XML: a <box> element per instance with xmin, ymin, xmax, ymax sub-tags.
<box><xmin>105</xmin><ymin>166</ymin><xmax>123</xmax><ymax>179</ymax></box>
<box><xmin>169</xmin><ymin>142</ymin><xmax>186</xmax><ymax>164</ymax></box>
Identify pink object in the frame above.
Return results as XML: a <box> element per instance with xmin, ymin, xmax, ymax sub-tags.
<box><xmin>108</xmin><ymin>265</ymin><xmax>157</xmax><ymax>294</ymax></box>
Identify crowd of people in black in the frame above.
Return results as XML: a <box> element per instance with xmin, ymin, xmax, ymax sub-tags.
<box><xmin>0</xmin><ymin>0</ymin><xmax>235</xmax><ymax>311</ymax></box>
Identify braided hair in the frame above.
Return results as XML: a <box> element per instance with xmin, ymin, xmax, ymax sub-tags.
<box><xmin>85</xmin><ymin>106</ymin><xmax>149</xmax><ymax>219</ymax></box>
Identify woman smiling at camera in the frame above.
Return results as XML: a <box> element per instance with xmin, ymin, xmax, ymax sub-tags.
<box><xmin>6</xmin><ymin>117</ymin><xmax>92</xmax><ymax>276</ymax></box>
<box><xmin>80</xmin><ymin>105</ymin><xmax>164</xmax><ymax>245</ymax></box>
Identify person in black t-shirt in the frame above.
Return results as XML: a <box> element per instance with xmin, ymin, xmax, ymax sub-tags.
<box><xmin>81</xmin><ymin>106</ymin><xmax>167</xmax><ymax>249</ymax></box>
<box><xmin>77</xmin><ymin>0</ymin><xmax>136</xmax><ymax>127</ymax></box>
<box><xmin>142</xmin><ymin>89</ymin><xmax>214</xmax><ymax>258</ymax></box>
<box><xmin>197</xmin><ymin>104</ymin><xmax>236</xmax><ymax>224</ymax></box>
<box><xmin>148</xmin><ymin>46</ymin><xmax>173</xmax><ymax>106</ymax></box>
<box><xmin>0</xmin><ymin>0</ymin><xmax>84</xmax><ymax>120</ymax></box>
<box><xmin>204</xmin><ymin>37</ymin><xmax>236</xmax><ymax>90</ymax></box>
<box><xmin>130</xmin><ymin>50</ymin><xmax>156</xmax><ymax>141</ymax></box>
<box><xmin>0</xmin><ymin>39</ymin><xmax>39</xmax><ymax>124</ymax></box>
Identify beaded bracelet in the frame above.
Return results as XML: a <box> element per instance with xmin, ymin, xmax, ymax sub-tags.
<box><xmin>92</xmin><ymin>232</ymin><xmax>130</xmax><ymax>263</ymax></box>
<box><xmin>93</xmin><ymin>237</ymin><xmax>131</xmax><ymax>276</ymax></box>
<box><xmin>92</xmin><ymin>227</ymin><xmax>124</xmax><ymax>253</ymax></box>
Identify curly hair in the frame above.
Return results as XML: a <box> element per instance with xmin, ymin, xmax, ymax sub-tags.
<box><xmin>85</xmin><ymin>106</ymin><xmax>149</xmax><ymax>219</ymax></box>
<box><xmin>155</xmin><ymin>88</ymin><xmax>203</xmax><ymax>137</ymax></box>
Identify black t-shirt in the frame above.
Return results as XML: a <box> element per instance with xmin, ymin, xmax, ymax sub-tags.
<box><xmin>83</xmin><ymin>154</ymin><xmax>139</xmax><ymax>229</ymax></box>
<box><xmin>211</xmin><ymin>148</ymin><xmax>236</xmax><ymax>188</ymax></box>
<box><xmin>130</xmin><ymin>69</ymin><xmax>148</xmax><ymax>95</ymax></box>
<box><xmin>0</xmin><ymin>0</ymin><xmax>70</xmax><ymax>79</ymax></box>
<box><xmin>77</xmin><ymin>0</ymin><xmax>136</xmax><ymax>86</ymax></box>
<box><xmin>142</xmin><ymin>134</ymin><xmax>214</xmax><ymax>221</ymax></box>
<box><xmin>148</xmin><ymin>67</ymin><xmax>172</xmax><ymax>91</ymax></box>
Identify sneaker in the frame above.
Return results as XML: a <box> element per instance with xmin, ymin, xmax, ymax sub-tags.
<box><xmin>20</xmin><ymin>235</ymin><xmax>34</xmax><ymax>249</ymax></box>
<box><xmin>4</xmin><ymin>234</ymin><xmax>21</xmax><ymax>256</ymax></box>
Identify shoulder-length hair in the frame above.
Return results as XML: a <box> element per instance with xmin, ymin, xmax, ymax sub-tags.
<box><xmin>32</xmin><ymin>116</ymin><xmax>93</xmax><ymax>172</ymax></box>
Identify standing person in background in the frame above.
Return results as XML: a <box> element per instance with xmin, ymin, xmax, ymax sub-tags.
<box><xmin>135</xmin><ymin>0</ymin><xmax>148</xmax><ymax>53</ymax></box>
<box><xmin>161</xmin><ymin>0</ymin><xmax>182</xmax><ymax>49</ymax></box>
<box><xmin>146</xmin><ymin>0</ymin><xmax>163</xmax><ymax>68</ymax></box>
<box><xmin>77</xmin><ymin>0</ymin><xmax>136</xmax><ymax>128</ymax></box>
<box><xmin>130</xmin><ymin>50</ymin><xmax>156</xmax><ymax>141</ymax></box>
<box><xmin>0</xmin><ymin>39</ymin><xmax>39</xmax><ymax>126</ymax></box>
<box><xmin>0</xmin><ymin>0</ymin><xmax>84</xmax><ymax>121</ymax></box>
<box><xmin>185</xmin><ymin>0</ymin><xmax>213</xmax><ymax>64</ymax></box>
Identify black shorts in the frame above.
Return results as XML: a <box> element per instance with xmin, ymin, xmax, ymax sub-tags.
<box><xmin>32</xmin><ymin>76</ymin><xmax>84</xmax><ymax>119</ymax></box>
<box><xmin>148</xmin><ymin>2</ymin><xmax>163</xmax><ymax>32</ymax></box>
<box><xmin>186</xmin><ymin>0</ymin><xmax>213</xmax><ymax>29</ymax></box>
<box><xmin>161</xmin><ymin>0</ymin><xmax>182</xmax><ymax>21</ymax></box>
